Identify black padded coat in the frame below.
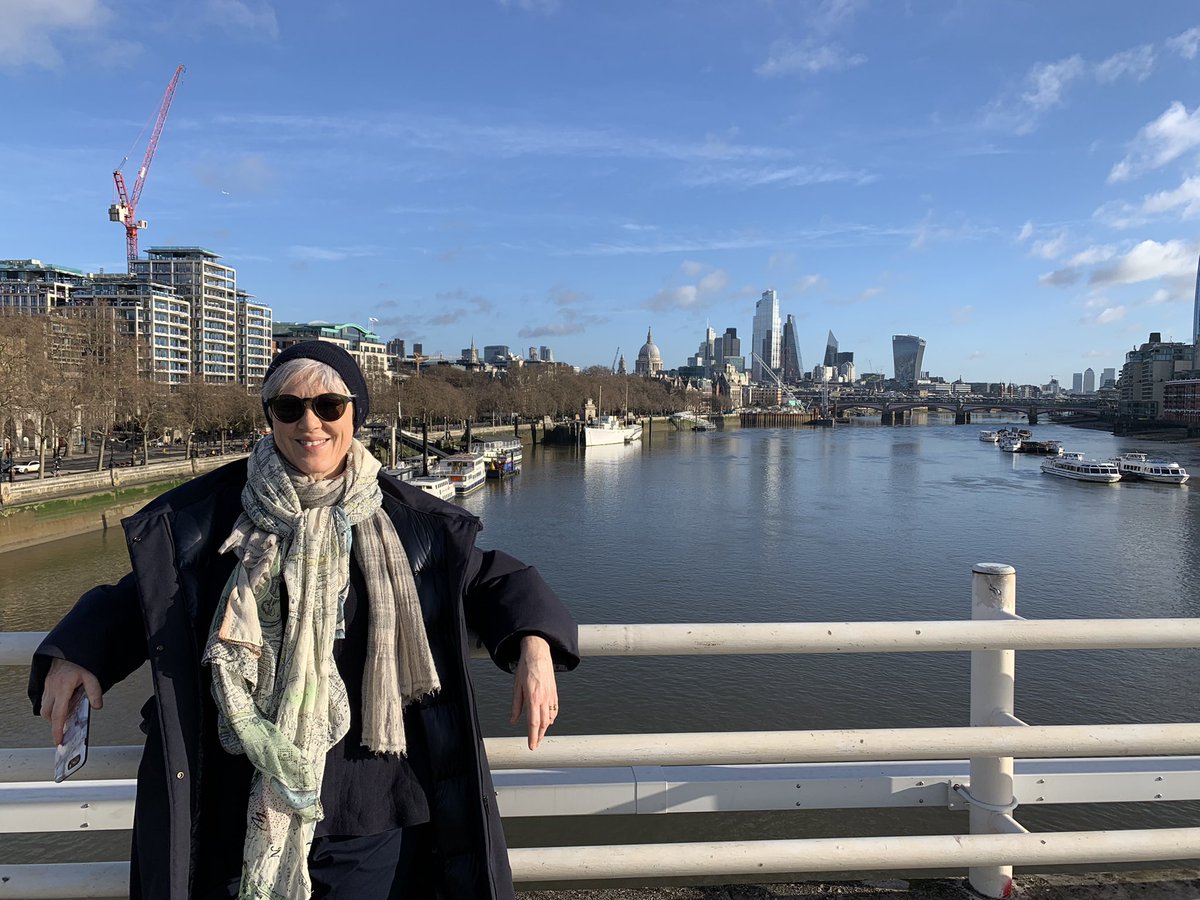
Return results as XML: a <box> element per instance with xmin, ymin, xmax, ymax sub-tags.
<box><xmin>29</xmin><ymin>459</ymin><xmax>580</xmax><ymax>899</ymax></box>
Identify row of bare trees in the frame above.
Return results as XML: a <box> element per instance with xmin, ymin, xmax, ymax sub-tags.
<box><xmin>2</xmin><ymin>310</ymin><xmax>712</xmax><ymax>476</ymax></box>
<box><xmin>1</xmin><ymin>312</ymin><xmax>265</xmax><ymax>475</ymax></box>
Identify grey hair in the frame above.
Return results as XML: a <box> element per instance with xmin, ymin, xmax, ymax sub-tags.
<box><xmin>262</xmin><ymin>358</ymin><xmax>351</xmax><ymax>401</ymax></box>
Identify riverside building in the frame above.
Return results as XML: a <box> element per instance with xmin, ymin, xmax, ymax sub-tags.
<box><xmin>1118</xmin><ymin>332</ymin><xmax>1197</xmax><ymax>420</ymax></box>
<box><xmin>273</xmin><ymin>321</ymin><xmax>388</xmax><ymax>376</ymax></box>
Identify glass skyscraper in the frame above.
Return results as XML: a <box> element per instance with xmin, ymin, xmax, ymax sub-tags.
<box><xmin>892</xmin><ymin>334</ymin><xmax>926</xmax><ymax>389</ymax></box>
<box><xmin>751</xmin><ymin>289</ymin><xmax>781</xmax><ymax>382</ymax></box>
<box><xmin>781</xmin><ymin>315</ymin><xmax>802</xmax><ymax>381</ymax></box>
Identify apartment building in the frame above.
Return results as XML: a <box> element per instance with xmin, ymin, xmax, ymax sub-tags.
<box><xmin>132</xmin><ymin>247</ymin><xmax>239</xmax><ymax>383</ymax></box>
<box><xmin>273</xmin><ymin>321</ymin><xmax>388</xmax><ymax>377</ymax></box>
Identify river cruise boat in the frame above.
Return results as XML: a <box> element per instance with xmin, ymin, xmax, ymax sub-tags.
<box><xmin>470</xmin><ymin>438</ymin><xmax>523</xmax><ymax>478</ymax></box>
<box><xmin>1111</xmin><ymin>452</ymin><xmax>1190</xmax><ymax>484</ymax></box>
<box><xmin>670</xmin><ymin>411</ymin><xmax>715</xmax><ymax>432</ymax></box>
<box><xmin>583</xmin><ymin>415</ymin><xmax>643</xmax><ymax>446</ymax></box>
<box><xmin>1040</xmin><ymin>452</ymin><xmax>1121</xmax><ymax>483</ymax></box>
<box><xmin>979</xmin><ymin>430</ymin><xmax>1001</xmax><ymax>442</ymax></box>
<box><xmin>999</xmin><ymin>436</ymin><xmax>1022</xmax><ymax>452</ymax></box>
<box><xmin>431</xmin><ymin>452</ymin><xmax>487</xmax><ymax>495</ymax></box>
<box><xmin>1020</xmin><ymin>440</ymin><xmax>1064</xmax><ymax>456</ymax></box>
<box><xmin>408</xmin><ymin>475</ymin><xmax>455</xmax><ymax>501</ymax></box>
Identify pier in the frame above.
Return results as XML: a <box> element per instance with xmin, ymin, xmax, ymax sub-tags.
<box><xmin>2</xmin><ymin>565</ymin><xmax>1198</xmax><ymax>898</ymax></box>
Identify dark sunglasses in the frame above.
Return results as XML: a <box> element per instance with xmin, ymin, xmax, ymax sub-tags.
<box><xmin>268</xmin><ymin>393</ymin><xmax>353</xmax><ymax>424</ymax></box>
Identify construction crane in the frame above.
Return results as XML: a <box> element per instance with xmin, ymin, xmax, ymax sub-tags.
<box><xmin>611</xmin><ymin>347</ymin><xmax>621</xmax><ymax>374</ymax></box>
<box><xmin>110</xmin><ymin>64</ymin><xmax>185</xmax><ymax>269</ymax></box>
<box><xmin>752</xmin><ymin>352</ymin><xmax>808</xmax><ymax>410</ymax></box>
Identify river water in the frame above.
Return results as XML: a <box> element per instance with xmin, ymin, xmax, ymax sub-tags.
<box><xmin>3</xmin><ymin>417</ymin><xmax>1198</xmax><ymax>867</ymax></box>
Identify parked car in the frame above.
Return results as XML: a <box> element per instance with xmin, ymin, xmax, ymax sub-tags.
<box><xmin>13</xmin><ymin>459</ymin><xmax>41</xmax><ymax>474</ymax></box>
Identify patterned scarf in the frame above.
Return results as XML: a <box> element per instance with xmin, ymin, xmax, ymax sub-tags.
<box><xmin>203</xmin><ymin>437</ymin><xmax>440</xmax><ymax>900</ymax></box>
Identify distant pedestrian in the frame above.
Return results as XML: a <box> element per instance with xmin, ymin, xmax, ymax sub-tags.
<box><xmin>53</xmin><ymin>457</ymin><xmax>61</xmax><ymax>477</ymax></box>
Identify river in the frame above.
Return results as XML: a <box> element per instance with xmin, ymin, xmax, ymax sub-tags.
<box><xmin>2</xmin><ymin>417</ymin><xmax>1198</xmax><ymax>867</ymax></box>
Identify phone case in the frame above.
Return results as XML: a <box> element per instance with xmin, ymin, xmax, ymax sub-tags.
<box><xmin>53</xmin><ymin>691</ymin><xmax>90</xmax><ymax>783</ymax></box>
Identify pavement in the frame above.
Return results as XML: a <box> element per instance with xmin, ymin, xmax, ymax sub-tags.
<box><xmin>520</xmin><ymin>870</ymin><xmax>1200</xmax><ymax>898</ymax></box>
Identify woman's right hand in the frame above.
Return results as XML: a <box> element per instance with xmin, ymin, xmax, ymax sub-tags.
<box><xmin>41</xmin><ymin>659</ymin><xmax>103</xmax><ymax>745</ymax></box>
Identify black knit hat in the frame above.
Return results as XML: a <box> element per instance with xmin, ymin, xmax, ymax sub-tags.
<box><xmin>262</xmin><ymin>341</ymin><xmax>370</xmax><ymax>430</ymax></box>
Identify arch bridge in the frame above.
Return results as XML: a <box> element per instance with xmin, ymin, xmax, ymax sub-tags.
<box><xmin>828</xmin><ymin>398</ymin><xmax>1113</xmax><ymax>426</ymax></box>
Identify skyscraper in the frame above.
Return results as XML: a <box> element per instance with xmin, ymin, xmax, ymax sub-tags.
<box><xmin>823</xmin><ymin>331</ymin><xmax>839</xmax><ymax>368</ymax></box>
<box><xmin>780</xmin><ymin>315</ymin><xmax>802</xmax><ymax>381</ymax></box>
<box><xmin>1083</xmin><ymin>368</ymin><xmax>1095</xmax><ymax>393</ymax></box>
<box><xmin>751</xmin><ymin>289</ymin><xmax>781</xmax><ymax>382</ymax></box>
<box><xmin>891</xmin><ymin>334</ymin><xmax>926</xmax><ymax>389</ymax></box>
<box><xmin>1193</xmin><ymin>251</ymin><xmax>1199</xmax><ymax>347</ymax></box>
<box><xmin>1101</xmin><ymin>367</ymin><xmax>1116</xmax><ymax>388</ymax></box>
<box><xmin>1072</xmin><ymin>373</ymin><xmax>1083</xmax><ymax>393</ymax></box>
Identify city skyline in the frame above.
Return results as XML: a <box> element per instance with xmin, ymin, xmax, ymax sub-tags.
<box><xmin>3</xmin><ymin>3</ymin><xmax>1199</xmax><ymax>384</ymax></box>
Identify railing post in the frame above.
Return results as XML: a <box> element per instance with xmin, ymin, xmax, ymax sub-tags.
<box><xmin>970</xmin><ymin>562</ymin><xmax>1018</xmax><ymax>898</ymax></box>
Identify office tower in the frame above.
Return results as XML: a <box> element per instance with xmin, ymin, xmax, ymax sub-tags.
<box><xmin>1083</xmin><ymin>368</ymin><xmax>1096</xmax><ymax>394</ymax></box>
<box><xmin>1101</xmin><ymin>367</ymin><xmax>1116</xmax><ymax>388</ymax></box>
<box><xmin>483</xmin><ymin>345</ymin><xmax>510</xmax><ymax>364</ymax></box>
<box><xmin>823</xmin><ymin>331</ymin><xmax>839</xmax><ymax>368</ymax></box>
<box><xmin>1194</xmin><ymin>252</ymin><xmax>1200</xmax><ymax>346</ymax></box>
<box><xmin>835</xmin><ymin>351</ymin><xmax>854</xmax><ymax>367</ymax></box>
<box><xmin>386</xmin><ymin>338</ymin><xmax>406</xmax><ymax>358</ymax></box>
<box><xmin>1072</xmin><ymin>373</ymin><xmax>1083</xmax><ymax>393</ymax></box>
<box><xmin>751</xmin><ymin>290</ymin><xmax>781</xmax><ymax>382</ymax></box>
<box><xmin>412</xmin><ymin>342</ymin><xmax>423</xmax><ymax>357</ymax></box>
<box><xmin>132</xmin><ymin>247</ymin><xmax>240</xmax><ymax>383</ymax></box>
<box><xmin>528</xmin><ymin>346</ymin><xmax>540</xmax><ymax>361</ymax></box>
<box><xmin>780</xmin><ymin>315</ymin><xmax>802</xmax><ymax>381</ymax></box>
<box><xmin>891</xmin><ymin>334</ymin><xmax>926</xmax><ymax>389</ymax></box>
<box><xmin>540</xmin><ymin>345</ymin><xmax>554</xmax><ymax>363</ymax></box>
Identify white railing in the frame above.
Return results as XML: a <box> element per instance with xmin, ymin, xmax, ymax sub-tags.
<box><xmin>1</xmin><ymin>562</ymin><xmax>1198</xmax><ymax>899</ymax></box>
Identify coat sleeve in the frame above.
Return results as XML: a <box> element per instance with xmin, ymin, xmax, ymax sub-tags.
<box><xmin>27</xmin><ymin>571</ymin><xmax>149</xmax><ymax>716</ymax></box>
<box><xmin>462</xmin><ymin>547</ymin><xmax>580</xmax><ymax>674</ymax></box>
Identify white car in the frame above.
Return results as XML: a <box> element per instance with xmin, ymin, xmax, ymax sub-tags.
<box><xmin>12</xmin><ymin>459</ymin><xmax>41</xmax><ymax>474</ymax></box>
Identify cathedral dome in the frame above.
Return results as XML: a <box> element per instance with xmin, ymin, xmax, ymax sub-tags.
<box><xmin>636</xmin><ymin>327</ymin><xmax>663</xmax><ymax>375</ymax></box>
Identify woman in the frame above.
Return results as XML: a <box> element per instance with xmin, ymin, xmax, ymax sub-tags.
<box><xmin>30</xmin><ymin>341</ymin><xmax>579</xmax><ymax>899</ymax></box>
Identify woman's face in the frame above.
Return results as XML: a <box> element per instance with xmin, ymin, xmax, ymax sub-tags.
<box><xmin>269</xmin><ymin>373</ymin><xmax>355</xmax><ymax>480</ymax></box>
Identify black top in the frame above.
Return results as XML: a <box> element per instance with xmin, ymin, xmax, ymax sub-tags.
<box><xmin>195</xmin><ymin>554</ymin><xmax>431</xmax><ymax>881</ymax></box>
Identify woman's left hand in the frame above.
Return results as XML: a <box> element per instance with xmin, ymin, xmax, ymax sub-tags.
<box><xmin>510</xmin><ymin>635</ymin><xmax>558</xmax><ymax>750</ymax></box>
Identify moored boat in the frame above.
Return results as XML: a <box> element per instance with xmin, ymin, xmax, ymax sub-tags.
<box><xmin>471</xmin><ymin>438</ymin><xmax>523</xmax><ymax>478</ymax></box>
<box><xmin>999</xmin><ymin>436</ymin><xmax>1022</xmax><ymax>452</ymax></box>
<box><xmin>583</xmin><ymin>415</ymin><xmax>643</xmax><ymax>446</ymax></box>
<box><xmin>979</xmin><ymin>430</ymin><xmax>1000</xmax><ymax>443</ymax></box>
<box><xmin>408</xmin><ymin>474</ymin><xmax>455</xmax><ymax>500</ymax></box>
<box><xmin>1040</xmin><ymin>452</ymin><xmax>1121</xmax><ymax>483</ymax></box>
<box><xmin>670</xmin><ymin>411</ymin><xmax>715</xmax><ymax>432</ymax></box>
<box><xmin>431</xmin><ymin>452</ymin><xmax>487</xmax><ymax>494</ymax></box>
<box><xmin>1111</xmin><ymin>452</ymin><xmax>1190</xmax><ymax>484</ymax></box>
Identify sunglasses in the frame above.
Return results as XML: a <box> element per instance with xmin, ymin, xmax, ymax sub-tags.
<box><xmin>268</xmin><ymin>393</ymin><xmax>354</xmax><ymax>424</ymax></box>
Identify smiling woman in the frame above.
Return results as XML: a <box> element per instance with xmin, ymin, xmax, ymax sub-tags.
<box><xmin>30</xmin><ymin>340</ymin><xmax>580</xmax><ymax>900</ymax></box>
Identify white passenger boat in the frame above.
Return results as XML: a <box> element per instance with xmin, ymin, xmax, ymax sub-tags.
<box><xmin>583</xmin><ymin>415</ymin><xmax>643</xmax><ymax>446</ymax></box>
<box><xmin>1040</xmin><ymin>452</ymin><xmax>1121</xmax><ymax>483</ymax></box>
<box><xmin>471</xmin><ymin>438</ymin><xmax>523</xmax><ymax>478</ymax></box>
<box><xmin>431</xmin><ymin>452</ymin><xmax>487</xmax><ymax>494</ymax></box>
<box><xmin>999</xmin><ymin>436</ymin><xmax>1022</xmax><ymax>453</ymax></box>
<box><xmin>670</xmin><ymin>411</ymin><xmax>715</xmax><ymax>432</ymax></box>
<box><xmin>1111</xmin><ymin>452</ymin><xmax>1190</xmax><ymax>484</ymax></box>
<box><xmin>408</xmin><ymin>475</ymin><xmax>455</xmax><ymax>500</ymax></box>
<box><xmin>979</xmin><ymin>430</ymin><xmax>1000</xmax><ymax>443</ymax></box>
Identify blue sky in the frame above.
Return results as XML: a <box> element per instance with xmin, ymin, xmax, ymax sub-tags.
<box><xmin>3</xmin><ymin>1</ymin><xmax>1199</xmax><ymax>385</ymax></box>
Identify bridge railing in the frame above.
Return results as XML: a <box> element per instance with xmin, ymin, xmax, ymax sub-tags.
<box><xmin>1</xmin><ymin>563</ymin><xmax>1199</xmax><ymax>898</ymax></box>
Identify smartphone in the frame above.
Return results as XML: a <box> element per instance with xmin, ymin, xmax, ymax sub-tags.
<box><xmin>53</xmin><ymin>688</ymin><xmax>90</xmax><ymax>783</ymax></box>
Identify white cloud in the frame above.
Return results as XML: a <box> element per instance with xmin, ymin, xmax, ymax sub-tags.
<box><xmin>756</xmin><ymin>39</ymin><xmax>867</xmax><ymax>77</ymax></box>
<box><xmin>1108</xmin><ymin>102</ymin><xmax>1200</xmax><ymax>183</ymax></box>
<box><xmin>0</xmin><ymin>0</ymin><xmax>113</xmax><ymax>69</ymax></box>
<box><xmin>951</xmin><ymin>305</ymin><xmax>974</xmax><ymax>324</ymax></box>
<box><xmin>1166</xmin><ymin>27</ymin><xmax>1200</xmax><ymax>59</ymax></box>
<box><xmin>1031</xmin><ymin>231</ymin><xmax>1069</xmax><ymax>260</ymax></box>
<box><xmin>1016</xmin><ymin>220</ymin><xmax>1034</xmax><ymax>242</ymax></box>
<box><xmin>1095</xmin><ymin>45</ymin><xmax>1156</xmax><ymax>83</ymax></box>
<box><xmin>1096</xmin><ymin>175</ymin><xmax>1200</xmax><ymax>228</ymax></box>
<box><xmin>644</xmin><ymin>265</ymin><xmax>730</xmax><ymax>311</ymax></box>
<box><xmin>792</xmin><ymin>274</ymin><xmax>825</xmax><ymax>293</ymax></box>
<box><xmin>768</xmin><ymin>252</ymin><xmax>796</xmax><ymax>272</ymax></box>
<box><xmin>204</xmin><ymin>0</ymin><xmax>279</xmax><ymax>39</ymax></box>
<box><xmin>288</xmin><ymin>245</ymin><xmax>379</xmax><ymax>262</ymax></box>
<box><xmin>684</xmin><ymin>163</ymin><xmax>869</xmax><ymax>189</ymax></box>
<box><xmin>1089</xmin><ymin>239</ymin><xmax>1197</xmax><ymax>286</ymax></box>
<box><xmin>499</xmin><ymin>0</ymin><xmax>560</xmax><ymax>12</ymax></box>
<box><xmin>1088</xmin><ymin>306</ymin><xmax>1127</xmax><ymax>325</ymax></box>
<box><xmin>1039</xmin><ymin>269</ymin><xmax>1080</xmax><ymax>287</ymax></box>
<box><xmin>1067</xmin><ymin>245</ymin><xmax>1118</xmax><ymax>267</ymax></box>
<box><xmin>984</xmin><ymin>56</ymin><xmax>1086</xmax><ymax>135</ymax></box>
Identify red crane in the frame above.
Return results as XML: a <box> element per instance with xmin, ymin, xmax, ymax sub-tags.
<box><xmin>110</xmin><ymin>64</ymin><xmax>186</xmax><ymax>269</ymax></box>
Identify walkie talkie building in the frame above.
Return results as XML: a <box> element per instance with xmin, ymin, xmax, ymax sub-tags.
<box><xmin>892</xmin><ymin>334</ymin><xmax>926</xmax><ymax>389</ymax></box>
